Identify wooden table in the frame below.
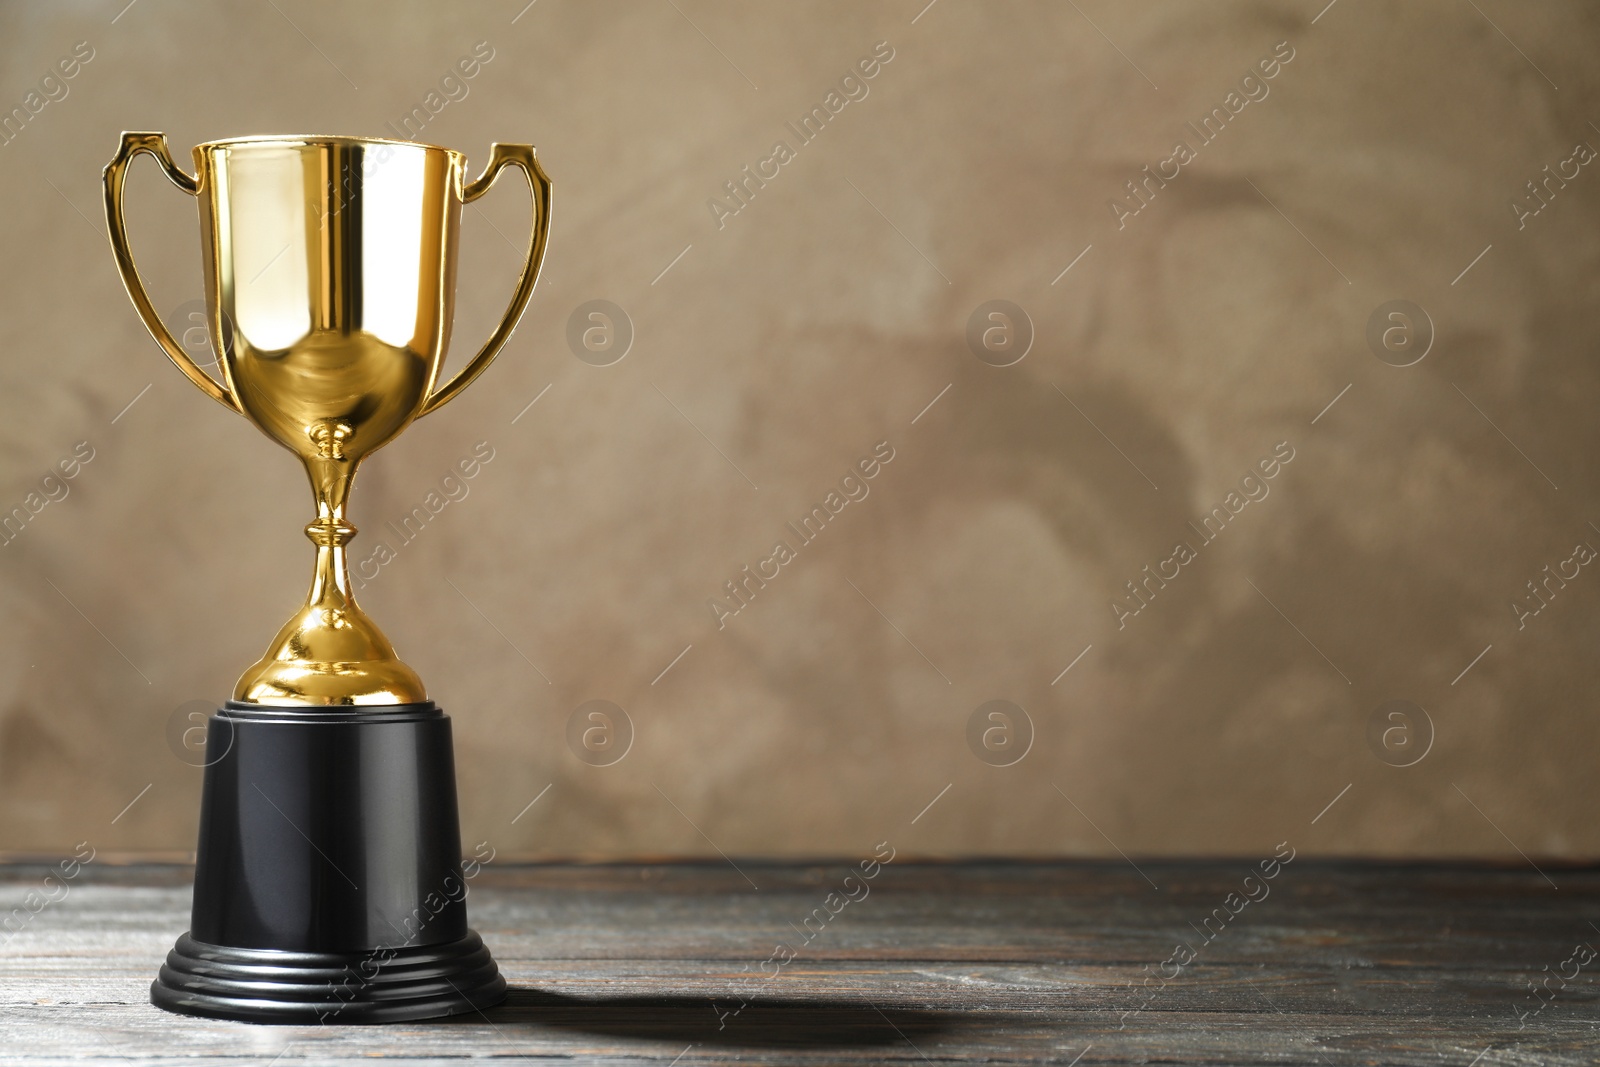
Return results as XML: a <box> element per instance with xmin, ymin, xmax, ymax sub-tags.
<box><xmin>1</xmin><ymin>861</ymin><xmax>1595</xmax><ymax>1064</ymax></box>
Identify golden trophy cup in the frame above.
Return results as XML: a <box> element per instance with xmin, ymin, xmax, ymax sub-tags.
<box><xmin>103</xmin><ymin>132</ymin><xmax>551</xmax><ymax>1023</ymax></box>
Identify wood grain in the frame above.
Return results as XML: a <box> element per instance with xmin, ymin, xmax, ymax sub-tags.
<box><xmin>1</xmin><ymin>862</ymin><xmax>1596</xmax><ymax>1064</ymax></box>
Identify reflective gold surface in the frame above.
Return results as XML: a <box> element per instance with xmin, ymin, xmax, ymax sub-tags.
<box><xmin>104</xmin><ymin>132</ymin><xmax>552</xmax><ymax>706</ymax></box>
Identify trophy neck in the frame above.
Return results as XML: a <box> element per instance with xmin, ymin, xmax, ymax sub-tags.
<box><xmin>304</xmin><ymin>449</ymin><xmax>356</xmax><ymax>535</ymax></box>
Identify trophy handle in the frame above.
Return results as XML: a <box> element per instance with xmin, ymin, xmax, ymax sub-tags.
<box><xmin>102</xmin><ymin>132</ymin><xmax>241</xmax><ymax>414</ymax></box>
<box><xmin>420</xmin><ymin>143</ymin><xmax>553</xmax><ymax>417</ymax></box>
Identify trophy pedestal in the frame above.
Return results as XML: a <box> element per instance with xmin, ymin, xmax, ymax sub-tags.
<box><xmin>150</xmin><ymin>702</ymin><xmax>507</xmax><ymax>1024</ymax></box>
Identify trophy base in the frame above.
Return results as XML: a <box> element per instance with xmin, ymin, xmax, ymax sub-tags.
<box><xmin>151</xmin><ymin>930</ymin><xmax>506</xmax><ymax>1024</ymax></box>
<box><xmin>151</xmin><ymin>701</ymin><xmax>506</xmax><ymax>1024</ymax></box>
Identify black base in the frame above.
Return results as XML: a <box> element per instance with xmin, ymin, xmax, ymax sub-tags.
<box><xmin>152</xmin><ymin>701</ymin><xmax>504</xmax><ymax>1024</ymax></box>
<box><xmin>151</xmin><ymin>930</ymin><xmax>506</xmax><ymax>1024</ymax></box>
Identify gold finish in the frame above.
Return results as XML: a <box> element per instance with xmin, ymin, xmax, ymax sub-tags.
<box><xmin>103</xmin><ymin>133</ymin><xmax>237</xmax><ymax>413</ymax></box>
<box><xmin>103</xmin><ymin>132</ymin><xmax>552</xmax><ymax>706</ymax></box>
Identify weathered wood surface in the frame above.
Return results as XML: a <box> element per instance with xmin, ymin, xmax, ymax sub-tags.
<box><xmin>1</xmin><ymin>861</ymin><xmax>1597</xmax><ymax>1064</ymax></box>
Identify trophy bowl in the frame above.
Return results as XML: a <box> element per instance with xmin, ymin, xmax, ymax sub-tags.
<box><xmin>103</xmin><ymin>132</ymin><xmax>551</xmax><ymax>1022</ymax></box>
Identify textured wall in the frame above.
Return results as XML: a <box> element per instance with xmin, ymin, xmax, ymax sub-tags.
<box><xmin>0</xmin><ymin>1</ymin><xmax>1597</xmax><ymax>860</ymax></box>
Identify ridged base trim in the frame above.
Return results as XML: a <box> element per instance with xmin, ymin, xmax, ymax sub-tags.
<box><xmin>150</xmin><ymin>931</ymin><xmax>506</xmax><ymax>1024</ymax></box>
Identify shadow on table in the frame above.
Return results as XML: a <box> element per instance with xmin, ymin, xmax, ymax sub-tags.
<box><xmin>472</xmin><ymin>985</ymin><xmax>964</xmax><ymax>1048</ymax></box>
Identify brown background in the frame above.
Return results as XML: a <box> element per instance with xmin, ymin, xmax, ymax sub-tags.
<box><xmin>0</xmin><ymin>0</ymin><xmax>1596</xmax><ymax>860</ymax></box>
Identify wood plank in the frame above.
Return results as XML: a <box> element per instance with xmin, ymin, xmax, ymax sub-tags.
<box><xmin>0</xmin><ymin>863</ymin><xmax>1596</xmax><ymax>1064</ymax></box>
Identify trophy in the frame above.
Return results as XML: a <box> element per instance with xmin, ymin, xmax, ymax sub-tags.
<box><xmin>103</xmin><ymin>132</ymin><xmax>551</xmax><ymax>1022</ymax></box>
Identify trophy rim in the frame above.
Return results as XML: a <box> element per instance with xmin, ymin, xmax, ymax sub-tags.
<box><xmin>195</xmin><ymin>133</ymin><xmax>464</xmax><ymax>158</ymax></box>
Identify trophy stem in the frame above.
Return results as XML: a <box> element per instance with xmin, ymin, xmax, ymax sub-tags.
<box><xmin>230</xmin><ymin>452</ymin><xmax>427</xmax><ymax>706</ymax></box>
<box><xmin>301</xmin><ymin>427</ymin><xmax>360</xmax><ymax>606</ymax></box>
<box><xmin>304</xmin><ymin>514</ymin><xmax>358</xmax><ymax>608</ymax></box>
<box><xmin>308</xmin><ymin>540</ymin><xmax>355</xmax><ymax>603</ymax></box>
